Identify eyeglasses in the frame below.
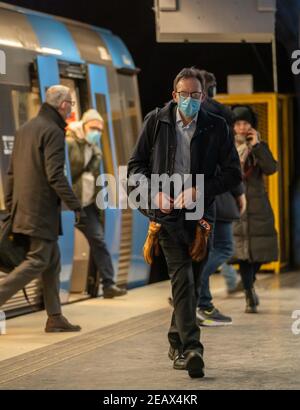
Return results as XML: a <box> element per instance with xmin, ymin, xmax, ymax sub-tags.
<box><xmin>176</xmin><ymin>91</ymin><xmax>203</xmax><ymax>100</ymax></box>
<box><xmin>64</xmin><ymin>100</ymin><xmax>76</xmax><ymax>107</ymax></box>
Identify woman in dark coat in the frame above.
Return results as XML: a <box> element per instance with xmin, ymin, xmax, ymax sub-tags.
<box><xmin>232</xmin><ymin>106</ymin><xmax>278</xmax><ymax>313</ymax></box>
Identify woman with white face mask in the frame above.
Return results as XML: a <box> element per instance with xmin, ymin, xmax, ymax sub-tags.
<box><xmin>66</xmin><ymin>109</ymin><xmax>127</xmax><ymax>299</ymax></box>
<box><xmin>231</xmin><ymin>106</ymin><xmax>278</xmax><ymax>314</ymax></box>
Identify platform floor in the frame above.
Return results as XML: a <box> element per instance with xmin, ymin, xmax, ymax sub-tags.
<box><xmin>0</xmin><ymin>273</ymin><xmax>299</xmax><ymax>390</ymax></box>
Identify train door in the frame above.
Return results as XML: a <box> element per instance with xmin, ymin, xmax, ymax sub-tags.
<box><xmin>59</xmin><ymin>74</ymin><xmax>91</xmax><ymax>300</ymax></box>
<box><xmin>86</xmin><ymin>64</ymin><xmax>121</xmax><ymax>290</ymax></box>
<box><xmin>36</xmin><ymin>56</ymin><xmax>75</xmax><ymax>303</ymax></box>
<box><xmin>116</xmin><ymin>73</ymin><xmax>151</xmax><ymax>287</ymax></box>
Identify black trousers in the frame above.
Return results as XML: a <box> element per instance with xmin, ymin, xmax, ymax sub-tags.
<box><xmin>238</xmin><ymin>261</ymin><xmax>262</xmax><ymax>290</ymax></box>
<box><xmin>159</xmin><ymin>228</ymin><xmax>205</xmax><ymax>355</ymax></box>
<box><xmin>0</xmin><ymin>237</ymin><xmax>61</xmax><ymax>316</ymax></box>
<box><xmin>77</xmin><ymin>203</ymin><xmax>115</xmax><ymax>289</ymax></box>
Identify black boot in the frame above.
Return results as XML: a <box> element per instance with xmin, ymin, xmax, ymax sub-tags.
<box><xmin>103</xmin><ymin>285</ymin><xmax>127</xmax><ymax>299</ymax></box>
<box><xmin>245</xmin><ymin>288</ymin><xmax>258</xmax><ymax>314</ymax></box>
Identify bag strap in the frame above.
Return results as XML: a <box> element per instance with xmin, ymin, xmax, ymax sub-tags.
<box><xmin>22</xmin><ymin>288</ymin><xmax>31</xmax><ymax>305</ymax></box>
<box><xmin>149</xmin><ymin>108</ymin><xmax>161</xmax><ymax>167</ymax></box>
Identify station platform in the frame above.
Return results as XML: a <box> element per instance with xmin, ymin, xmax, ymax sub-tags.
<box><xmin>0</xmin><ymin>272</ymin><xmax>299</xmax><ymax>390</ymax></box>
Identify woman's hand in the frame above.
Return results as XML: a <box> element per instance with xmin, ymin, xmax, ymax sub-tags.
<box><xmin>246</xmin><ymin>128</ymin><xmax>259</xmax><ymax>147</ymax></box>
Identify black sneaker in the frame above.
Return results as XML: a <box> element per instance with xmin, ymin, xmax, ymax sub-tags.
<box><xmin>196</xmin><ymin>307</ymin><xmax>233</xmax><ymax>327</ymax></box>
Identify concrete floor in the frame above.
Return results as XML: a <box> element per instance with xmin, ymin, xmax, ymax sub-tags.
<box><xmin>0</xmin><ymin>273</ymin><xmax>299</xmax><ymax>390</ymax></box>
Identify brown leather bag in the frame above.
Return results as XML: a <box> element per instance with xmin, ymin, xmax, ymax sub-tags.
<box><xmin>143</xmin><ymin>222</ymin><xmax>162</xmax><ymax>265</ymax></box>
<box><xmin>143</xmin><ymin>220</ymin><xmax>212</xmax><ymax>265</ymax></box>
<box><xmin>189</xmin><ymin>219</ymin><xmax>212</xmax><ymax>262</ymax></box>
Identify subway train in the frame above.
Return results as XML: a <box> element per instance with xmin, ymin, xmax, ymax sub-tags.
<box><xmin>0</xmin><ymin>2</ymin><xmax>150</xmax><ymax>317</ymax></box>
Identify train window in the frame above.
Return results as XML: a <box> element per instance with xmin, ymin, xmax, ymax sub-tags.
<box><xmin>117</xmin><ymin>74</ymin><xmax>141</xmax><ymax>162</ymax></box>
<box><xmin>11</xmin><ymin>89</ymin><xmax>41</xmax><ymax>129</ymax></box>
<box><xmin>95</xmin><ymin>93</ymin><xmax>115</xmax><ymax>177</ymax></box>
<box><xmin>60</xmin><ymin>78</ymin><xmax>81</xmax><ymax>122</ymax></box>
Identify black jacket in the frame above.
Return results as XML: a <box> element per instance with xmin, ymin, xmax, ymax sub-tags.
<box><xmin>203</xmin><ymin>98</ymin><xmax>245</xmax><ymax>222</ymax></box>
<box><xmin>203</xmin><ymin>98</ymin><xmax>234</xmax><ymax>127</ymax></box>
<box><xmin>215</xmin><ymin>184</ymin><xmax>245</xmax><ymax>222</ymax></box>
<box><xmin>5</xmin><ymin>103</ymin><xmax>81</xmax><ymax>241</ymax></box>
<box><xmin>128</xmin><ymin>102</ymin><xmax>242</xmax><ymax>239</ymax></box>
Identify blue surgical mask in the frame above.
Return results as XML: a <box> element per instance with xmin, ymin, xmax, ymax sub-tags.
<box><xmin>86</xmin><ymin>130</ymin><xmax>102</xmax><ymax>146</ymax></box>
<box><xmin>178</xmin><ymin>96</ymin><xmax>201</xmax><ymax>118</ymax></box>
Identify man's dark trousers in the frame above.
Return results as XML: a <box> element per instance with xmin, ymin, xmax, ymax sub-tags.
<box><xmin>0</xmin><ymin>237</ymin><xmax>61</xmax><ymax>315</ymax></box>
<box><xmin>159</xmin><ymin>228</ymin><xmax>205</xmax><ymax>355</ymax></box>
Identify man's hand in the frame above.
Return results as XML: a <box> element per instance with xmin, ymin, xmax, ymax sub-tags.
<box><xmin>154</xmin><ymin>192</ymin><xmax>174</xmax><ymax>214</ymax></box>
<box><xmin>236</xmin><ymin>194</ymin><xmax>247</xmax><ymax>216</ymax></box>
<box><xmin>246</xmin><ymin>128</ymin><xmax>259</xmax><ymax>147</ymax></box>
<box><xmin>174</xmin><ymin>187</ymin><xmax>197</xmax><ymax>210</ymax></box>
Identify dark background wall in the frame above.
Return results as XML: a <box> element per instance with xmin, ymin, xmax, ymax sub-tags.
<box><xmin>2</xmin><ymin>0</ymin><xmax>295</xmax><ymax>116</ymax></box>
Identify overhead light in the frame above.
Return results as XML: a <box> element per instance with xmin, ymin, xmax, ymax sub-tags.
<box><xmin>39</xmin><ymin>47</ymin><xmax>63</xmax><ymax>56</ymax></box>
<box><xmin>98</xmin><ymin>46</ymin><xmax>111</xmax><ymax>61</ymax></box>
<box><xmin>159</xmin><ymin>0</ymin><xmax>178</xmax><ymax>12</ymax></box>
<box><xmin>0</xmin><ymin>39</ymin><xmax>23</xmax><ymax>49</ymax></box>
<box><xmin>122</xmin><ymin>55</ymin><xmax>132</xmax><ymax>66</ymax></box>
<box><xmin>257</xmin><ymin>0</ymin><xmax>276</xmax><ymax>12</ymax></box>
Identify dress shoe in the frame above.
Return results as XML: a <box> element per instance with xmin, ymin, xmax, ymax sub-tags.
<box><xmin>103</xmin><ymin>285</ymin><xmax>127</xmax><ymax>299</ymax></box>
<box><xmin>168</xmin><ymin>346</ymin><xmax>186</xmax><ymax>370</ymax></box>
<box><xmin>45</xmin><ymin>315</ymin><xmax>81</xmax><ymax>333</ymax></box>
<box><xmin>185</xmin><ymin>351</ymin><xmax>205</xmax><ymax>379</ymax></box>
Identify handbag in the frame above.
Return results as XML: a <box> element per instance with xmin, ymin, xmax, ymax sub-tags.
<box><xmin>0</xmin><ymin>217</ymin><xmax>28</xmax><ymax>272</ymax></box>
<box><xmin>0</xmin><ymin>217</ymin><xmax>30</xmax><ymax>304</ymax></box>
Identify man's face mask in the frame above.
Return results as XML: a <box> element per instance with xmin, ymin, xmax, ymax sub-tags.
<box><xmin>86</xmin><ymin>130</ymin><xmax>102</xmax><ymax>146</ymax></box>
<box><xmin>178</xmin><ymin>96</ymin><xmax>201</xmax><ymax>118</ymax></box>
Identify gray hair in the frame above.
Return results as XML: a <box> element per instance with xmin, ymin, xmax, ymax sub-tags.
<box><xmin>46</xmin><ymin>85</ymin><xmax>70</xmax><ymax>110</ymax></box>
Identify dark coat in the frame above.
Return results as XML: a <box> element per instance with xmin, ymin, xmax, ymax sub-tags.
<box><xmin>215</xmin><ymin>183</ymin><xmax>245</xmax><ymax>222</ymax></box>
<box><xmin>5</xmin><ymin>103</ymin><xmax>81</xmax><ymax>241</ymax></box>
<box><xmin>128</xmin><ymin>101</ymin><xmax>242</xmax><ymax>242</ymax></box>
<box><xmin>203</xmin><ymin>98</ymin><xmax>234</xmax><ymax>127</ymax></box>
<box><xmin>233</xmin><ymin>142</ymin><xmax>279</xmax><ymax>263</ymax></box>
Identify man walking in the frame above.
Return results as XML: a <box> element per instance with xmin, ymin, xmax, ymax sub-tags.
<box><xmin>128</xmin><ymin>68</ymin><xmax>242</xmax><ymax>378</ymax></box>
<box><xmin>0</xmin><ymin>85</ymin><xmax>84</xmax><ymax>333</ymax></box>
